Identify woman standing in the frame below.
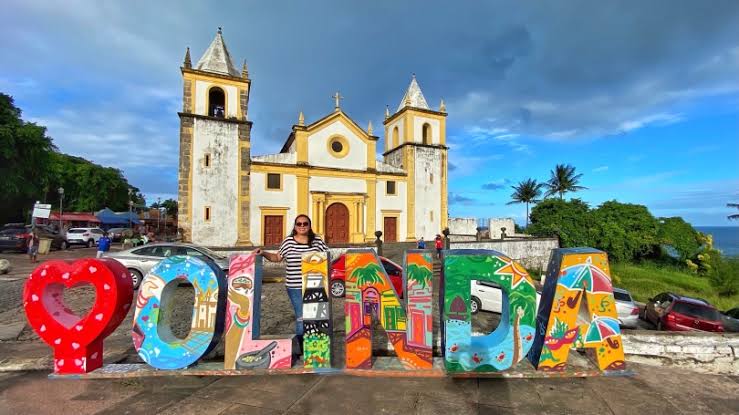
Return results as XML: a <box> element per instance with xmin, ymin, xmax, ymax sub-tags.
<box><xmin>255</xmin><ymin>215</ymin><xmax>328</xmax><ymax>348</ymax></box>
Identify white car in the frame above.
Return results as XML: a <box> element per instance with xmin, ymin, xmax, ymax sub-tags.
<box><xmin>612</xmin><ymin>287</ymin><xmax>640</xmax><ymax>329</ymax></box>
<box><xmin>470</xmin><ymin>280</ymin><xmax>541</xmax><ymax>314</ymax></box>
<box><xmin>66</xmin><ymin>227</ymin><xmax>105</xmax><ymax>247</ymax></box>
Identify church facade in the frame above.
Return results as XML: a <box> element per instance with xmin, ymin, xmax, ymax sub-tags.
<box><xmin>178</xmin><ymin>30</ymin><xmax>449</xmax><ymax>247</ymax></box>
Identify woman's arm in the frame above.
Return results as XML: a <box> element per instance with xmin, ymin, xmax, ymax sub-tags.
<box><xmin>254</xmin><ymin>248</ymin><xmax>282</xmax><ymax>262</ymax></box>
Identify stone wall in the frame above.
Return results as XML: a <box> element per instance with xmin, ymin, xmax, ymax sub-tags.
<box><xmin>488</xmin><ymin>218</ymin><xmax>516</xmax><ymax>239</ymax></box>
<box><xmin>622</xmin><ymin>331</ymin><xmax>739</xmax><ymax>375</ymax></box>
<box><xmin>448</xmin><ymin>217</ymin><xmax>477</xmax><ymax>236</ymax></box>
<box><xmin>449</xmin><ymin>238</ymin><xmax>559</xmax><ymax>271</ymax></box>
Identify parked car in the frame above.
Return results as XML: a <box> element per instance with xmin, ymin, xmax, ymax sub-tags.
<box><xmin>612</xmin><ymin>287</ymin><xmax>640</xmax><ymax>329</ymax></box>
<box><xmin>0</xmin><ymin>226</ymin><xmax>31</xmax><ymax>252</ymax></box>
<box><xmin>329</xmin><ymin>254</ymin><xmax>404</xmax><ymax>298</ymax></box>
<box><xmin>107</xmin><ymin>227</ymin><xmax>132</xmax><ymax>242</ymax></box>
<box><xmin>66</xmin><ymin>227</ymin><xmax>105</xmax><ymax>247</ymax></box>
<box><xmin>642</xmin><ymin>292</ymin><xmax>724</xmax><ymax>332</ymax></box>
<box><xmin>104</xmin><ymin>243</ymin><xmax>229</xmax><ymax>289</ymax></box>
<box><xmin>470</xmin><ymin>280</ymin><xmax>541</xmax><ymax>314</ymax></box>
<box><xmin>721</xmin><ymin>307</ymin><xmax>739</xmax><ymax>332</ymax></box>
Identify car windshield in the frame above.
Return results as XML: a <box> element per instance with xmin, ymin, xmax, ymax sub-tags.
<box><xmin>68</xmin><ymin>229</ymin><xmax>86</xmax><ymax>233</ymax></box>
<box><xmin>672</xmin><ymin>302</ymin><xmax>719</xmax><ymax>321</ymax></box>
<box><xmin>197</xmin><ymin>246</ymin><xmax>226</xmax><ymax>259</ymax></box>
<box><xmin>613</xmin><ymin>291</ymin><xmax>632</xmax><ymax>302</ymax></box>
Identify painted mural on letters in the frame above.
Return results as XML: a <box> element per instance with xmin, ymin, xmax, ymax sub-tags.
<box><xmin>224</xmin><ymin>254</ymin><xmax>293</xmax><ymax>370</ymax></box>
<box><xmin>24</xmin><ymin>258</ymin><xmax>133</xmax><ymax>374</ymax></box>
<box><xmin>442</xmin><ymin>250</ymin><xmax>537</xmax><ymax>372</ymax></box>
<box><xmin>529</xmin><ymin>248</ymin><xmax>626</xmax><ymax>372</ymax></box>
<box><xmin>301</xmin><ymin>252</ymin><xmax>333</xmax><ymax>368</ymax></box>
<box><xmin>344</xmin><ymin>249</ymin><xmax>433</xmax><ymax>370</ymax></box>
<box><xmin>132</xmin><ymin>256</ymin><xmax>226</xmax><ymax>370</ymax></box>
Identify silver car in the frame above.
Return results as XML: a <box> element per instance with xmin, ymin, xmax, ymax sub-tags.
<box><xmin>613</xmin><ymin>287</ymin><xmax>640</xmax><ymax>329</ymax></box>
<box><xmin>104</xmin><ymin>243</ymin><xmax>229</xmax><ymax>289</ymax></box>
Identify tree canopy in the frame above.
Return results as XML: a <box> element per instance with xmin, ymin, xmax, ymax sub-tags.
<box><xmin>507</xmin><ymin>178</ymin><xmax>544</xmax><ymax>228</ymax></box>
<box><xmin>544</xmin><ymin>164</ymin><xmax>587</xmax><ymax>199</ymax></box>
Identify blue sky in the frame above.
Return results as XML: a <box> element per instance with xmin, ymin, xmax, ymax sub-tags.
<box><xmin>1</xmin><ymin>1</ymin><xmax>738</xmax><ymax>226</ymax></box>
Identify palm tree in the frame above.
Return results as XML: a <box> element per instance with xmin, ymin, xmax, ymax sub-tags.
<box><xmin>407</xmin><ymin>264</ymin><xmax>433</xmax><ymax>289</ymax></box>
<box><xmin>507</xmin><ymin>178</ymin><xmax>544</xmax><ymax>228</ymax></box>
<box><xmin>728</xmin><ymin>203</ymin><xmax>739</xmax><ymax>220</ymax></box>
<box><xmin>350</xmin><ymin>263</ymin><xmax>385</xmax><ymax>287</ymax></box>
<box><xmin>544</xmin><ymin>164</ymin><xmax>587</xmax><ymax>199</ymax></box>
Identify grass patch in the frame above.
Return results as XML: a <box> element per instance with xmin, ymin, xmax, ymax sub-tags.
<box><xmin>611</xmin><ymin>261</ymin><xmax>739</xmax><ymax>311</ymax></box>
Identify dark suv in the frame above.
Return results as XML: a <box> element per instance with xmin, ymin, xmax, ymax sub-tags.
<box><xmin>643</xmin><ymin>292</ymin><xmax>724</xmax><ymax>332</ymax></box>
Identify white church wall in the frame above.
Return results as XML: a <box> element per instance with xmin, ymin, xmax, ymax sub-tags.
<box><xmin>249</xmin><ymin>172</ymin><xmax>297</xmax><ymax>244</ymax></box>
<box><xmin>414</xmin><ymin>147</ymin><xmax>443</xmax><ymax>240</ymax></box>
<box><xmin>309</xmin><ymin>176</ymin><xmax>366</xmax><ymax>193</ymax></box>
<box><xmin>194</xmin><ymin>80</ymin><xmax>239</xmax><ymax>118</ymax></box>
<box><xmin>385</xmin><ymin>117</ymin><xmax>405</xmax><ymax>149</ymax></box>
<box><xmin>376</xmin><ymin>180</ymin><xmax>407</xmax><ymax>239</ymax></box>
<box><xmin>191</xmin><ymin>118</ymin><xmax>240</xmax><ymax>247</ymax></box>
<box><xmin>412</xmin><ymin>116</ymin><xmax>441</xmax><ymax>145</ymax></box>
<box><xmin>307</xmin><ymin>121</ymin><xmax>367</xmax><ymax>170</ymax></box>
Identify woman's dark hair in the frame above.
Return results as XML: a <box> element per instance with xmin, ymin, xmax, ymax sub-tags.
<box><xmin>290</xmin><ymin>214</ymin><xmax>316</xmax><ymax>245</ymax></box>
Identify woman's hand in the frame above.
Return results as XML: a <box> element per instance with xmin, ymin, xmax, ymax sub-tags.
<box><xmin>253</xmin><ymin>248</ymin><xmax>263</xmax><ymax>256</ymax></box>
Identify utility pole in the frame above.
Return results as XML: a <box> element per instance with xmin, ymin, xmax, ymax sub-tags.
<box><xmin>58</xmin><ymin>187</ymin><xmax>64</xmax><ymax>232</ymax></box>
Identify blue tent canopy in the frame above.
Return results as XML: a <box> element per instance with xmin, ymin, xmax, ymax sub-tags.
<box><xmin>96</xmin><ymin>208</ymin><xmax>141</xmax><ymax>227</ymax></box>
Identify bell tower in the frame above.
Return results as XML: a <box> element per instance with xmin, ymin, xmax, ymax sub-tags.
<box><xmin>178</xmin><ymin>28</ymin><xmax>252</xmax><ymax>246</ymax></box>
<box><xmin>383</xmin><ymin>75</ymin><xmax>448</xmax><ymax>240</ymax></box>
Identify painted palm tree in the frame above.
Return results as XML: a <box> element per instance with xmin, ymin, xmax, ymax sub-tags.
<box><xmin>407</xmin><ymin>264</ymin><xmax>433</xmax><ymax>289</ymax></box>
<box><xmin>728</xmin><ymin>203</ymin><xmax>739</xmax><ymax>220</ymax></box>
<box><xmin>350</xmin><ymin>263</ymin><xmax>385</xmax><ymax>287</ymax></box>
<box><xmin>544</xmin><ymin>164</ymin><xmax>587</xmax><ymax>199</ymax></box>
<box><xmin>507</xmin><ymin>178</ymin><xmax>544</xmax><ymax>228</ymax></box>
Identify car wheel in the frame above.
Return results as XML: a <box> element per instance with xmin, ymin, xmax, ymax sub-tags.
<box><xmin>61</xmin><ymin>241</ymin><xmax>68</xmax><ymax>250</ymax></box>
<box><xmin>87</xmin><ymin>239</ymin><xmax>94</xmax><ymax>248</ymax></box>
<box><xmin>330</xmin><ymin>280</ymin><xmax>345</xmax><ymax>298</ymax></box>
<box><xmin>656</xmin><ymin>320</ymin><xmax>663</xmax><ymax>331</ymax></box>
<box><xmin>470</xmin><ymin>296</ymin><xmax>482</xmax><ymax>315</ymax></box>
<box><xmin>128</xmin><ymin>269</ymin><xmax>143</xmax><ymax>290</ymax></box>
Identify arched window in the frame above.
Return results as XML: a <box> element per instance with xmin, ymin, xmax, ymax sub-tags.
<box><xmin>392</xmin><ymin>126</ymin><xmax>399</xmax><ymax>148</ymax></box>
<box><xmin>208</xmin><ymin>87</ymin><xmax>225</xmax><ymax>118</ymax></box>
<box><xmin>422</xmin><ymin>123</ymin><xmax>431</xmax><ymax>145</ymax></box>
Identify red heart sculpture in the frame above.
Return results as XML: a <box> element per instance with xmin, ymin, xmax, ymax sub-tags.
<box><xmin>23</xmin><ymin>258</ymin><xmax>133</xmax><ymax>374</ymax></box>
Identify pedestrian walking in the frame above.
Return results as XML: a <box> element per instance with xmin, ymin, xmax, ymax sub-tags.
<box><xmin>27</xmin><ymin>228</ymin><xmax>40</xmax><ymax>263</ymax></box>
<box><xmin>417</xmin><ymin>237</ymin><xmax>426</xmax><ymax>249</ymax></box>
<box><xmin>435</xmin><ymin>234</ymin><xmax>443</xmax><ymax>259</ymax></box>
<box><xmin>255</xmin><ymin>214</ymin><xmax>329</xmax><ymax>355</ymax></box>
<box><xmin>97</xmin><ymin>232</ymin><xmax>111</xmax><ymax>258</ymax></box>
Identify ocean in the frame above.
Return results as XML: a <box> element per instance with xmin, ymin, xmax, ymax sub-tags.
<box><xmin>696</xmin><ymin>226</ymin><xmax>739</xmax><ymax>257</ymax></box>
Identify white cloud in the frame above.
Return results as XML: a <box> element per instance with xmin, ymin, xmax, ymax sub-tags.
<box><xmin>592</xmin><ymin>165</ymin><xmax>609</xmax><ymax>173</ymax></box>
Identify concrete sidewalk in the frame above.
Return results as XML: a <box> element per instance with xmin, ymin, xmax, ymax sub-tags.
<box><xmin>0</xmin><ymin>362</ymin><xmax>737</xmax><ymax>415</ymax></box>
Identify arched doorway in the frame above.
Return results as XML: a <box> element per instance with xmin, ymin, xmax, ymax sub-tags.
<box><xmin>324</xmin><ymin>202</ymin><xmax>349</xmax><ymax>244</ymax></box>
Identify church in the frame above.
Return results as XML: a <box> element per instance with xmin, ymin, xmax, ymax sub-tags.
<box><xmin>178</xmin><ymin>30</ymin><xmax>449</xmax><ymax>247</ymax></box>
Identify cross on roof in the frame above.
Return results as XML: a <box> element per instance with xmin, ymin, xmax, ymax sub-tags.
<box><xmin>333</xmin><ymin>91</ymin><xmax>343</xmax><ymax>109</ymax></box>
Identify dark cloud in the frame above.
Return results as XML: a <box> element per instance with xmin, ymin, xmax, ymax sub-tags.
<box><xmin>449</xmin><ymin>193</ymin><xmax>476</xmax><ymax>205</ymax></box>
<box><xmin>448</xmin><ymin>162</ymin><xmax>458</xmax><ymax>172</ymax></box>
<box><xmin>481</xmin><ymin>179</ymin><xmax>509</xmax><ymax>190</ymax></box>
<box><xmin>1</xmin><ymin>0</ymin><xmax>737</xmax><ymax>196</ymax></box>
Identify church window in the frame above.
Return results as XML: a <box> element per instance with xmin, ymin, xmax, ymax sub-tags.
<box><xmin>204</xmin><ymin>153</ymin><xmax>211</xmax><ymax>167</ymax></box>
<box><xmin>205</xmin><ymin>206</ymin><xmax>211</xmax><ymax>222</ymax></box>
<box><xmin>430</xmin><ymin>172</ymin><xmax>433</xmax><ymax>184</ymax></box>
<box><xmin>266</xmin><ymin>173</ymin><xmax>281</xmax><ymax>190</ymax></box>
<box><xmin>422</xmin><ymin>123</ymin><xmax>431</xmax><ymax>145</ymax></box>
<box><xmin>327</xmin><ymin>135</ymin><xmax>349</xmax><ymax>158</ymax></box>
<box><xmin>430</xmin><ymin>211</ymin><xmax>434</xmax><ymax>222</ymax></box>
<box><xmin>208</xmin><ymin>87</ymin><xmax>226</xmax><ymax>118</ymax></box>
<box><xmin>392</xmin><ymin>126</ymin><xmax>399</xmax><ymax>148</ymax></box>
<box><xmin>386</xmin><ymin>181</ymin><xmax>396</xmax><ymax>195</ymax></box>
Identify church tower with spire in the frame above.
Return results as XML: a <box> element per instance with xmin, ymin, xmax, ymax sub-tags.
<box><xmin>383</xmin><ymin>75</ymin><xmax>448</xmax><ymax>239</ymax></box>
<box><xmin>178</xmin><ymin>28</ymin><xmax>252</xmax><ymax>246</ymax></box>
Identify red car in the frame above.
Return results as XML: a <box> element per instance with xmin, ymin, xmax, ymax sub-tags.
<box><xmin>330</xmin><ymin>254</ymin><xmax>404</xmax><ymax>298</ymax></box>
<box><xmin>643</xmin><ymin>292</ymin><xmax>724</xmax><ymax>332</ymax></box>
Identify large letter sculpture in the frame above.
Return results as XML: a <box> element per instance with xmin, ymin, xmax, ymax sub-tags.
<box><xmin>132</xmin><ymin>256</ymin><xmax>226</xmax><ymax>370</ymax></box>
<box><xmin>23</xmin><ymin>259</ymin><xmax>133</xmax><ymax>374</ymax></box>
<box><xmin>301</xmin><ymin>252</ymin><xmax>333</xmax><ymax>368</ymax></box>
<box><xmin>529</xmin><ymin>248</ymin><xmax>626</xmax><ymax>372</ymax></box>
<box><xmin>442</xmin><ymin>250</ymin><xmax>537</xmax><ymax>372</ymax></box>
<box><xmin>345</xmin><ymin>249</ymin><xmax>433</xmax><ymax>369</ymax></box>
<box><xmin>224</xmin><ymin>254</ymin><xmax>293</xmax><ymax>369</ymax></box>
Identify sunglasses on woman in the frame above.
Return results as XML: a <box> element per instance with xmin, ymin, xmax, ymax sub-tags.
<box><xmin>295</xmin><ymin>221</ymin><xmax>310</xmax><ymax>227</ymax></box>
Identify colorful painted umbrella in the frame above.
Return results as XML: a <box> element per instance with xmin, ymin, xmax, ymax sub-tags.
<box><xmin>558</xmin><ymin>257</ymin><xmax>612</xmax><ymax>293</ymax></box>
<box><xmin>584</xmin><ymin>316</ymin><xmax>620</xmax><ymax>344</ymax></box>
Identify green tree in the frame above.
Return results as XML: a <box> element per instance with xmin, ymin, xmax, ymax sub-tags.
<box><xmin>507</xmin><ymin>178</ymin><xmax>544</xmax><ymax>228</ymax></box>
<box><xmin>544</xmin><ymin>164</ymin><xmax>587</xmax><ymax>199</ymax></box>
<box><xmin>350</xmin><ymin>263</ymin><xmax>384</xmax><ymax>287</ymax></box>
<box><xmin>161</xmin><ymin>199</ymin><xmax>178</xmax><ymax>216</ymax></box>
<box><xmin>710</xmin><ymin>257</ymin><xmax>739</xmax><ymax>296</ymax></box>
<box><xmin>406</xmin><ymin>263</ymin><xmax>432</xmax><ymax>289</ymax></box>
<box><xmin>590</xmin><ymin>201</ymin><xmax>659</xmax><ymax>262</ymax></box>
<box><xmin>0</xmin><ymin>93</ymin><xmax>55</xmax><ymax>223</ymax></box>
<box><xmin>527</xmin><ymin>198</ymin><xmax>595</xmax><ymax>248</ymax></box>
<box><xmin>657</xmin><ymin>217</ymin><xmax>701</xmax><ymax>260</ymax></box>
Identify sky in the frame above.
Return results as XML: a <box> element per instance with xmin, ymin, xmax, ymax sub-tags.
<box><xmin>1</xmin><ymin>0</ymin><xmax>738</xmax><ymax>226</ymax></box>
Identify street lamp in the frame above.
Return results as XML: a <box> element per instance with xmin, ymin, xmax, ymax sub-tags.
<box><xmin>128</xmin><ymin>189</ymin><xmax>133</xmax><ymax>230</ymax></box>
<box><xmin>157</xmin><ymin>197</ymin><xmax>161</xmax><ymax>233</ymax></box>
<box><xmin>58</xmin><ymin>187</ymin><xmax>64</xmax><ymax>232</ymax></box>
